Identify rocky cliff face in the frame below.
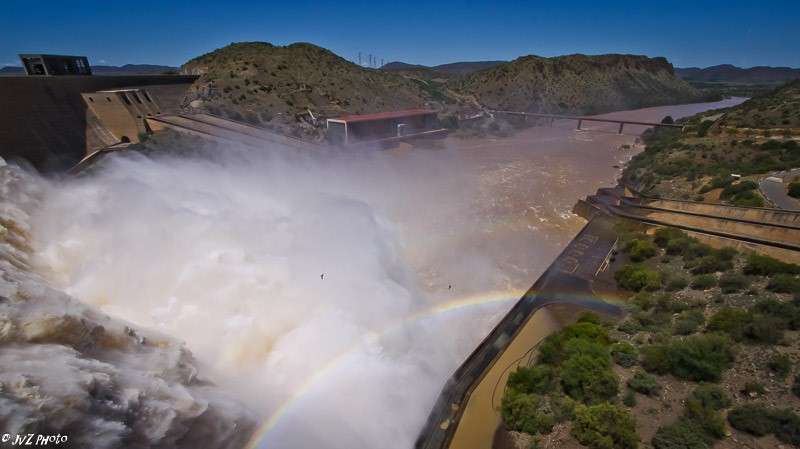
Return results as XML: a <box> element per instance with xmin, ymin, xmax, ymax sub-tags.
<box><xmin>0</xmin><ymin>159</ymin><xmax>255</xmax><ymax>448</ymax></box>
<box><xmin>446</xmin><ymin>54</ymin><xmax>707</xmax><ymax>115</ymax></box>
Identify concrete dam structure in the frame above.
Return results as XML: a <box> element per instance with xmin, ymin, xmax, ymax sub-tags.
<box><xmin>0</xmin><ymin>75</ymin><xmax>198</xmax><ymax>171</ymax></box>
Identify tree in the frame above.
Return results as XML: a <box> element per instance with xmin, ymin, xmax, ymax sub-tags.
<box><xmin>572</xmin><ymin>403</ymin><xmax>640</xmax><ymax>449</ymax></box>
<box><xmin>500</xmin><ymin>390</ymin><xmax>555</xmax><ymax>435</ymax></box>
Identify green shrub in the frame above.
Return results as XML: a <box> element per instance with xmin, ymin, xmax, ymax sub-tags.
<box><xmin>672</xmin><ymin>308</ymin><xmax>705</xmax><ymax>336</ymax></box>
<box><xmin>690</xmin><ymin>274</ymin><xmax>717</xmax><ymax>290</ymax></box>
<box><xmin>627</xmin><ymin>370</ymin><xmax>661</xmax><ymax>396</ymax></box>
<box><xmin>666</xmin><ymin>238</ymin><xmax>694</xmax><ymax>255</ymax></box>
<box><xmin>641</xmin><ymin>344</ymin><xmax>672</xmax><ymax>374</ymax></box>
<box><xmin>665</xmin><ymin>276</ymin><xmax>689</xmax><ymax>291</ymax></box>
<box><xmin>753</xmin><ymin>298</ymin><xmax>800</xmax><ymax>329</ymax></box>
<box><xmin>731</xmin><ymin>190</ymin><xmax>765</xmax><ymax>207</ymax></box>
<box><xmin>691</xmin><ymin>254</ymin><xmax>734</xmax><ymax>274</ymax></box>
<box><xmin>622</xmin><ymin>389</ymin><xmax>637</xmax><ymax>407</ymax></box>
<box><xmin>506</xmin><ymin>365</ymin><xmax>555</xmax><ymax>395</ymax></box>
<box><xmin>536</xmin><ymin>333</ymin><xmax>564</xmax><ymax>366</ymax></box>
<box><xmin>721</xmin><ymin>180</ymin><xmax>759</xmax><ymax>199</ymax></box>
<box><xmin>562</xmin><ymin>322</ymin><xmax>612</xmax><ymax>346</ymax></box>
<box><xmin>615</xmin><ymin>264</ymin><xmax>662</xmax><ymax>292</ymax></box>
<box><xmin>743</xmin><ymin>253</ymin><xmax>800</xmax><ymax>276</ymax></box>
<box><xmin>727</xmin><ymin>404</ymin><xmax>775</xmax><ymax>436</ymax></box>
<box><xmin>617</xmin><ymin>319</ymin><xmax>642</xmax><ymax>335</ymax></box>
<box><xmin>631</xmin><ymin>291</ymin><xmax>654</xmax><ymax>309</ymax></box>
<box><xmin>550</xmin><ymin>394</ymin><xmax>577</xmax><ymax>423</ymax></box>
<box><xmin>577</xmin><ymin>311</ymin><xmax>603</xmax><ymax>325</ymax></box>
<box><xmin>655</xmin><ymin>293</ymin><xmax>689</xmax><ymax>313</ymax></box>
<box><xmin>789</xmin><ymin>182</ymin><xmax>800</xmax><ymax>198</ymax></box>
<box><xmin>670</xmin><ymin>334</ymin><xmax>734</xmax><ymax>382</ymax></box>
<box><xmin>772</xmin><ymin>409</ymin><xmax>800</xmax><ymax>447</ymax></box>
<box><xmin>744</xmin><ymin>314</ymin><xmax>786</xmax><ymax>344</ymax></box>
<box><xmin>682</xmin><ymin>242</ymin><xmax>713</xmax><ymax>261</ymax></box>
<box><xmin>729</xmin><ymin>406</ymin><xmax>800</xmax><ymax>446</ymax></box>
<box><xmin>560</xmin><ymin>352</ymin><xmax>619</xmax><ymax>404</ymax></box>
<box><xmin>563</xmin><ymin>338</ymin><xmax>611</xmax><ymax>360</ymax></box>
<box><xmin>500</xmin><ymin>390</ymin><xmax>555</xmax><ymax>435</ymax></box>
<box><xmin>708</xmin><ymin>307</ymin><xmax>750</xmax><ymax>341</ymax></box>
<box><xmin>766</xmin><ymin>273</ymin><xmax>800</xmax><ymax>294</ymax></box>
<box><xmin>672</xmin><ymin>318</ymin><xmax>700</xmax><ymax>335</ymax></box>
<box><xmin>652</xmin><ymin>419</ymin><xmax>711</xmax><ymax>449</ymax></box>
<box><xmin>654</xmin><ymin>227</ymin><xmax>687</xmax><ymax>248</ymax></box>
<box><xmin>624</xmin><ymin>239</ymin><xmax>658</xmax><ymax>262</ymax></box>
<box><xmin>718</xmin><ymin>273</ymin><xmax>750</xmax><ymax>293</ymax></box>
<box><xmin>684</xmin><ymin>385</ymin><xmax>729</xmax><ymax>438</ymax></box>
<box><xmin>572</xmin><ymin>403</ymin><xmax>640</xmax><ymax>449</ymax></box>
<box><xmin>767</xmin><ymin>354</ymin><xmax>793</xmax><ymax>379</ymax></box>
<box><xmin>611</xmin><ymin>343</ymin><xmax>638</xmax><ymax>368</ymax></box>
<box><xmin>642</xmin><ymin>334</ymin><xmax>735</xmax><ymax>382</ymax></box>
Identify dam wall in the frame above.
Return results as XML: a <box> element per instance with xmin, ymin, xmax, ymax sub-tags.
<box><xmin>612</xmin><ymin>204</ymin><xmax>800</xmax><ymax>249</ymax></box>
<box><xmin>0</xmin><ymin>75</ymin><xmax>197</xmax><ymax>171</ymax></box>
<box><xmin>635</xmin><ymin>198</ymin><xmax>800</xmax><ymax>227</ymax></box>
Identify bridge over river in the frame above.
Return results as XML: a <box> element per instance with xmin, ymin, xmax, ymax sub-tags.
<box><xmin>491</xmin><ymin>110</ymin><xmax>684</xmax><ymax>134</ymax></box>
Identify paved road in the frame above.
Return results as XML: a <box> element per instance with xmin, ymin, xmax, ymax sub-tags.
<box><xmin>760</xmin><ymin>168</ymin><xmax>800</xmax><ymax>212</ymax></box>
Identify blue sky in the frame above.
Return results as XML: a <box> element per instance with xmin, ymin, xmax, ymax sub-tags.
<box><xmin>2</xmin><ymin>0</ymin><xmax>799</xmax><ymax>69</ymax></box>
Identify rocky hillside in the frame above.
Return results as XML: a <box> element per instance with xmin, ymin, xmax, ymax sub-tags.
<box><xmin>621</xmin><ymin>79</ymin><xmax>800</xmax><ymax>202</ymax></box>
<box><xmin>446</xmin><ymin>54</ymin><xmax>708</xmax><ymax>115</ymax></box>
<box><xmin>180</xmin><ymin>42</ymin><xmax>444</xmax><ymax>139</ymax></box>
<box><xmin>717</xmin><ymin>78</ymin><xmax>800</xmax><ymax>129</ymax></box>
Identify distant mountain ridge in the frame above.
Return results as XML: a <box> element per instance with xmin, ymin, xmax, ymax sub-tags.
<box><xmin>381</xmin><ymin>60</ymin><xmax>506</xmax><ymax>75</ymax></box>
<box><xmin>446</xmin><ymin>54</ymin><xmax>707</xmax><ymax>114</ymax></box>
<box><xmin>676</xmin><ymin>64</ymin><xmax>800</xmax><ymax>83</ymax></box>
<box><xmin>0</xmin><ymin>64</ymin><xmax>178</xmax><ymax>76</ymax></box>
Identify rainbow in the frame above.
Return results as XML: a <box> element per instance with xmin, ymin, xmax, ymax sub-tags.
<box><xmin>243</xmin><ymin>288</ymin><xmax>626</xmax><ymax>448</ymax></box>
<box><xmin>243</xmin><ymin>289</ymin><xmax>526</xmax><ymax>448</ymax></box>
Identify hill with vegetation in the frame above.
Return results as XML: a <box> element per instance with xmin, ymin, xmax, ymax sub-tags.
<box><xmin>180</xmin><ymin>42</ymin><xmax>451</xmax><ymax>140</ymax></box>
<box><xmin>500</xmin><ymin>226</ymin><xmax>800</xmax><ymax>449</ymax></box>
<box><xmin>675</xmin><ymin>64</ymin><xmax>800</xmax><ymax>98</ymax></box>
<box><xmin>445</xmin><ymin>54</ymin><xmax>708</xmax><ymax>115</ymax></box>
<box><xmin>621</xmin><ymin>79</ymin><xmax>800</xmax><ymax>203</ymax></box>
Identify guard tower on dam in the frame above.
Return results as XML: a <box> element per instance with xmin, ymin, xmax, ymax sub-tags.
<box><xmin>19</xmin><ymin>54</ymin><xmax>92</xmax><ymax>76</ymax></box>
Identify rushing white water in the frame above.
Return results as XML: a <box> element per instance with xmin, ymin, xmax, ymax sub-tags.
<box><xmin>28</xmin><ymin>147</ymin><xmax>505</xmax><ymax>449</ymax></box>
<box><xmin>0</xmin><ymin>159</ymin><xmax>254</xmax><ymax>449</ymax></box>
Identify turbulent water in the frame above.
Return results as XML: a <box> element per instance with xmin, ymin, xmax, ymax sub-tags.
<box><xmin>0</xmin><ymin>159</ymin><xmax>253</xmax><ymax>449</ymax></box>
<box><xmin>1</xmin><ymin>98</ymin><xmax>745</xmax><ymax>449</ymax></box>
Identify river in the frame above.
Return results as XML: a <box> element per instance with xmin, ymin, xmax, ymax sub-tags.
<box><xmin>26</xmin><ymin>97</ymin><xmax>745</xmax><ymax>449</ymax></box>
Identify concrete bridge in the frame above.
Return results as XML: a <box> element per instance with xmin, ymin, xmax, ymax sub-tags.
<box><xmin>491</xmin><ymin>110</ymin><xmax>684</xmax><ymax>134</ymax></box>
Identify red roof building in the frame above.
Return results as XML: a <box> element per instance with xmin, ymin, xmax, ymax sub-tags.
<box><xmin>326</xmin><ymin>109</ymin><xmax>440</xmax><ymax>146</ymax></box>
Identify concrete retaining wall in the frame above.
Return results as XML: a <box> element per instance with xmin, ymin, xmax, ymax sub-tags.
<box><xmin>638</xmin><ymin>198</ymin><xmax>800</xmax><ymax>227</ymax></box>
<box><xmin>615</xmin><ymin>205</ymin><xmax>800</xmax><ymax>248</ymax></box>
